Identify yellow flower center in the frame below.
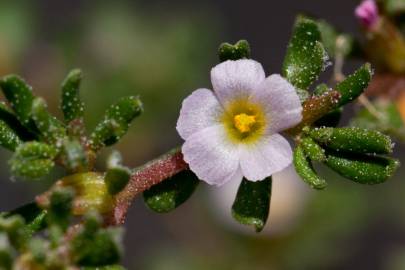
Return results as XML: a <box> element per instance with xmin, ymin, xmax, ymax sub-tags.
<box><xmin>233</xmin><ymin>113</ymin><xmax>257</xmax><ymax>133</ymax></box>
<box><xmin>221</xmin><ymin>99</ymin><xmax>266</xmax><ymax>144</ymax></box>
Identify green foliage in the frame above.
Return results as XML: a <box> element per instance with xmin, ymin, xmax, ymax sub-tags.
<box><xmin>105</xmin><ymin>167</ymin><xmax>131</xmax><ymax>195</ymax></box>
<box><xmin>282</xmin><ymin>16</ymin><xmax>328</xmax><ymax>90</ymax></box>
<box><xmin>144</xmin><ymin>170</ymin><xmax>199</xmax><ymax>213</ymax></box>
<box><xmin>308</xmin><ymin>127</ymin><xmax>393</xmax><ymax>155</ymax></box>
<box><xmin>0</xmin><ymin>215</ymin><xmax>28</xmax><ymax>251</ymax></box>
<box><xmin>300</xmin><ymin>136</ymin><xmax>326</xmax><ymax>162</ymax></box>
<box><xmin>218</xmin><ymin>40</ymin><xmax>251</xmax><ymax>62</ymax></box>
<box><xmin>0</xmin><ymin>102</ymin><xmax>36</xmax><ymax>141</ymax></box>
<box><xmin>313</xmin><ymin>83</ymin><xmax>342</xmax><ymax>127</ymax></box>
<box><xmin>31</xmin><ymin>97</ymin><xmax>66</xmax><ymax>143</ymax></box>
<box><xmin>61</xmin><ymin>69</ymin><xmax>85</xmax><ymax>123</ymax></box>
<box><xmin>0</xmin><ymin>120</ymin><xmax>22</xmax><ymax>151</ymax></box>
<box><xmin>61</xmin><ymin>139</ymin><xmax>89</xmax><ymax>173</ymax></box>
<box><xmin>231</xmin><ymin>178</ymin><xmax>272</xmax><ymax>232</ymax></box>
<box><xmin>47</xmin><ymin>188</ymin><xmax>74</xmax><ymax>231</ymax></box>
<box><xmin>71</xmin><ymin>214</ymin><xmax>123</xmax><ymax>267</ymax></box>
<box><xmin>90</xmin><ymin>96</ymin><xmax>143</xmax><ymax>150</ymax></box>
<box><xmin>326</xmin><ymin>153</ymin><xmax>400</xmax><ymax>184</ymax></box>
<box><xmin>0</xmin><ymin>233</ymin><xmax>13</xmax><ymax>270</ymax></box>
<box><xmin>9</xmin><ymin>142</ymin><xmax>58</xmax><ymax>179</ymax></box>
<box><xmin>293</xmin><ymin>145</ymin><xmax>327</xmax><ymax>190</ymax></box>
<box><xmin>335</xmin><ymin>64</ymin><xmax>372</xmax><ymax>106</ymax></box>
<box><xmin>0</xmin><ymin>75</ymin><xmax>35</xmax><ymax>127</ymax></box>
<box><xmin>6</xmin><ymin>202</ymin><xmax>47</xmax><ymax>235</ymax></box>
<box><xmin>316</xmin><ymin>19</ymin><xmax>354</xmax><ymax>58</ymax></box>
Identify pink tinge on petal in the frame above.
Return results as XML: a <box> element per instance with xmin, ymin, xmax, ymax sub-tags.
<box><xmin>211</xmin><ymin>59</ymin><xmax>266</xmax><ymax>107</ymax></box>
<box><xmin>355</xmin><ymin>0</ymin><xmax>379</xmax><ymax>29</ymax></box>
<box><xmin>239</xmin><ymin>134</ymin><xmax>293</xmax><ymax>181</ymax></box>
<box><xmin>182</xmin><ymin>125</ymin><xmax>242</xmax><ymax>186</ymax></box>
<box><xmin>176</xmin><ymin>88</ymin><xmax>224</xmax><ymax>140</ymax></box>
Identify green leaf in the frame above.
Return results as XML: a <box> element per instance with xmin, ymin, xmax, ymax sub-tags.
<box><xmin>31</xmin><ymin>97</ymin><xmax>66</xmax><ymax>143</ymax></box>
<box><xmin>105</xmin><ymin>167</ymin><xmax>131</xmax><ymax>195</ymax></box>
<box><xmin>0</xmin><ymin>75</ymin><xmax>35</xmax><ymax>127</ymax></box>
<box><xmin>326</xmin><ymin>152</ymin><xmax>400</xmax><ymax>184</ymax></box>
<box><xmin>231</xmin><ymin>177</ymin><xmax>272</xmax><ymax>232</ymax></box>
<box><xmin>9</xmin><ymin>142</ymin><xmax>58</xmax><ymax>179</ymax></box>
<box><xmin>293</xmin><ymin>145</ymin><xmax>327</xmax><ymax>190</ymax></box>
<box><xmin>0</xmin><ymin>102</ymin><xmax>36</xmax><ymax>141</ymax></box>
<box><xmin>0</xmin><ymin>215</ymin><xmax>28</xmax><ymax>251</ymax></box>
<box><xmin>28</xmin><ymin>237</ymin><xmax>47</xmax><ymax>264</ymax></box>
<box><xmin>6</xmin><ymin>202</ymin><xmax>47</xmax><ymax>235</ymax></box>
<box><xmin>385</xmin><ymin>0</ymin><xmax>405</xmax><ymax>15</ymax></box>
<box><xmin>47</xmin><ymin>188</ymin><xmax>74</xmax><ymax>231</ymax></box>
<box><xmin>0</xmin><ymin>120</ymin><xmax>22</xmax><ymax>151</ymax></box>
<box><xmin>282</xmin><ymin>16</ymin><xmax>328</xmax><ymax>89</ymax></box>
<box><xmin>72</xmin><ymin>225</ymin><xmax>123</xmax><ymax>267</ymax></box>
<box><xmin>61</xmin><ymin>69</ymin><xmax>85</xmax><ymax>123</ymax></box>
<box><xmin>316</xmin><ymin>19</ymin><xmax>354</xmax><ymax>58</ymax></box>
<box><xmin>90</xmin><ymin>96</ymin><xmax>143</xmax><ymax>150</ymax></box>
<box><xmin>143</xmin><ymin>170</ymin><xmax>199</xmax><ymax>213</ymax></box>
<box><xmin>308</xmin><ymin>127</ymin><xmax>393</xmax><ymax>155</ymax></box>
<box><xmin>218</xmin><ymin>40</ymin><xmax>251</xmax><ymax>62</ymax></box>
<box><xmin>300</xmin><ymin>136</ymin><xmax>326</xmax><ymax>162</ymax></box>
<box><xmin>335</xmin><ymin>64</ymin><xmax>372</xmax><ymax>106</ymax></box>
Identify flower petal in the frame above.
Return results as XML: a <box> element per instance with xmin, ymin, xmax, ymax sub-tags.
<box><xmin>239</xmin><ymin>133</ymin><xmax>293</xmax><ymax>181</ymax></box>
<box><xmin>182</xmin><ymin>125</ymin><xmax>241</xmax><ymax>186</ymax></box>
<box><xmin>250</xmin><ymin>74</ymin><xmax>302</xmax><ymax>134</ymax></box>
<box><xmin>176</xmin><ymin>88</ymin><xmax>224</xmax><ymax>140</ymax></box>
<box><xmin>211</xmin><ymin>59</ymin><xmax>265</xmax><ymax>106</ymax></box>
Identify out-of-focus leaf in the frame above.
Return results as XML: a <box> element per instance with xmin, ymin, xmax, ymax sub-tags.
<box><xmin>218</xmin><ymin>40</ymin><xmax>251</xmax><ymax>62</ymax></box>
<box><xmin>61</xmin><ymin>139</ymin><xmax>88</xmax><ymax>173</ymax></box>
<box><xmin>105</xmin><ymin>167</ymin><xmax>131</xmax><ymax>196</ymax></box>
<box><xmin>282</xmin><ymin>16</ymin><xmax>328</xmax><ymax>90</ymax></box>
<box><xmin>350</xmin><ymin>99</ymin><xmax>405</xmax><ymax>141</ymax></box>
<box><xmin>231</xmin><ymin>177</ymin><xmax>272</xmax><ymax>232</ymax></box>
<box><xmin>294</xmin><ymin>145</ymin><xmax>327</xmax><ymax>190</ymax></box>
<box><xmin>385</xmin><ymin>0</ymin><xmax>405</xmax><ymax>15</ymax></box>
<box><xmin>143</xmin><ymin>170</ymin><xmax>199</xmax><ymax>213</ymax></box>
<box><xmin>0</xmin><ymin>233</ymin><xmax>13</xmax><ymax>270</ymax></box>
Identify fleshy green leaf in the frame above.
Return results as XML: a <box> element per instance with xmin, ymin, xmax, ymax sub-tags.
<box><xmin>308</xmin><ymin>127</ymin><xmax>393</xmax><ymax>155</ymax></box>
<box><xmin>231</xmin><ymin>177</ymin><xmax>272</xmax><ymax>232</ymax></box>
<box><xmin>282</xmin><ymin>16</ymin><xmax>328</xmax><ymax>89</ymax></box>
<box><xmin>0</xmin><ymin>75</ymin><xmax>35</xmax><ymax>127</ymax></box>
<box><xmin>31</xmin><ymin>97</ymin><xmax>66</xmax><ymax>143</ymax></box>
<box><xmin>0</xmin><ymin>102</ymin><xmax>36</xmax><ymax>141</ymax></box>
<box><xmin>6</xmin><ymin>202</ymin><xmax>47</xmax><ymax>235</ymax></box>
<box><xmin>143</xmin><ymin>170</ymin><xmax>199</xmax><ymax>213</ymax></box>
<box><xmin>47</xmin><ymin>188</ymin><xmax>74</xmax><ymax>231</ymax></box>
<box><xmin>0</xmin><ymin>120</ymin><xmax>22</xmax><ymax>151</ymax></box>
<box><xmin>105</xmin><ymin>167</ymin><xmax>131</xmax><ymax>195</ymax></box>
<box><xmin>326</xmin><ymin>152</ymin><xmax>400</xmax><ymax>184</ymax></box>
<box><xmin>293</xmin><ymin>145</ymin><xmax>327</xmax><ymax>190</ymax></box>
<box><xmin>300</xmin><ymin>136</ymin><xmax>326</xmax><ymax>162</ymax></box>
<box><xmin>71</xmin><ymin>220</ymin><xmax>123</xmax><ymax>267</ymax></box>
<box><xmin>10</xmin><ymin>142</ymin><xmax>58</xmax><ymax>179</ymax></box>
<box><xmin>61</xmin><ymin>69</ymin><xmax>84</xmax><ymax>123</ymax></box>
<box><xmin>335</xmin><ymin>64</ymin><xmax>372</xmax><ymax>106</ymax></box>
<box><xmin>90</xmin><ymin>96</ymin><xmax>143</xmax><ymax>150</ymax></box>
<box><xmin>218</xmin><ymin>40</ymin><xmax>251</xmax><ymax>62</ymax></box>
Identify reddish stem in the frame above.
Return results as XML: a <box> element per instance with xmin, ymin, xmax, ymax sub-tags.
<box><xmin>106</xmin><ymin>148</ymin><xmax>188</xmax><ymax>225</ymax></box>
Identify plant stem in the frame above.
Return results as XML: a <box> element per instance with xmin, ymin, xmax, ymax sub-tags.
<box><xmin>105</xmin><ymin>147</ymin><xmax>188</xmax><ymax>225</ymax></box>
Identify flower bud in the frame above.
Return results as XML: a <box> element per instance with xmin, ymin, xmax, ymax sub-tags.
<box><xmin>355</xmin><ymin>0</ymin><xmax>379</xmax><ymax>30</ymax></box>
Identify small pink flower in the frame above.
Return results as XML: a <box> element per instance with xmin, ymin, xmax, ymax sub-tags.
<box><xmin>176</xmin><ymin>59</ymin><xmax>302</xmax><ymax>186</ymax></box>
<box><xmin>355</xmin><ymin>0</ymin><xmax>379</xmax><ymax>29</ymax></box>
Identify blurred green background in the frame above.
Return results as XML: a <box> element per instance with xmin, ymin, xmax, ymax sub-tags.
<box><xmin>0</xmin><ymin>1</ymin><xmax>404</xmax><ymax>269</ymax></box>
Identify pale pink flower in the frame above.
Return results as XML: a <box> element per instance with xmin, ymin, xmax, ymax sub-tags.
<box><xmin>355</xmin><ymin>0</ymin><xmax>379</xmax><ymax>29</ymax></box>
<box><xmin>176</xmin><ymin>59</ymin><xmax>302</xmax><ymax>186</ymax></box>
